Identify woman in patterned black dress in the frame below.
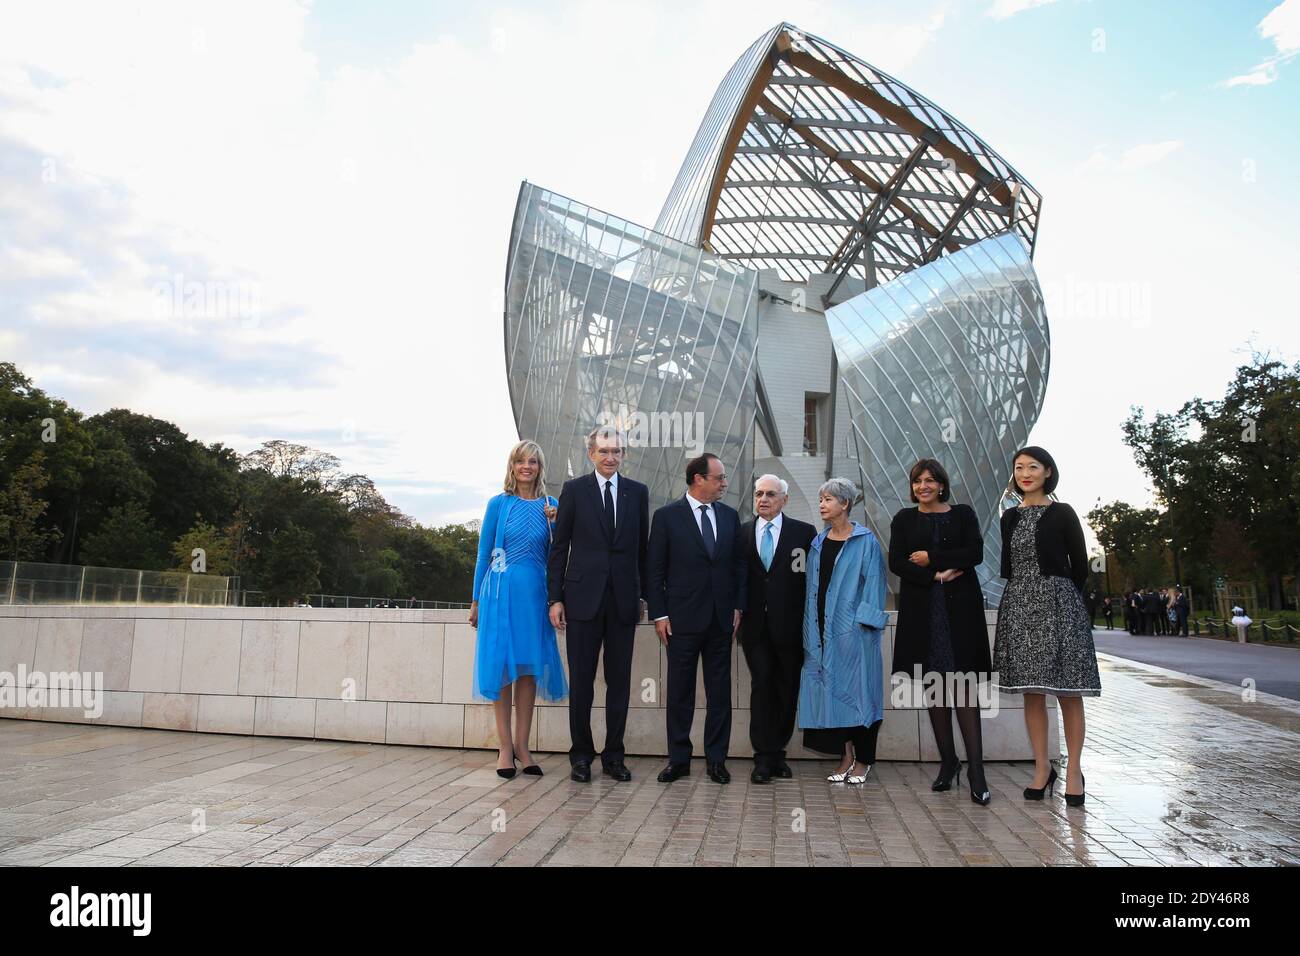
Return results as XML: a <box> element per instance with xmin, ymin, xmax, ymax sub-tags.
<box><xmin>993</xmin><ymin>446</ymin><xmax>1100</xmax><ymax>808</ymax></box>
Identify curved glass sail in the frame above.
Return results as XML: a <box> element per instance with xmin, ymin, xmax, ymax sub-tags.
<box><xmin>825</xmin><ymin>232</ymin><xmax>1050</xmax><ymax>604</ymax></box>
<box><xmin>504</xmin><ymin>182</ymin><xmax>760</xmax><ymax>515</ymax></box>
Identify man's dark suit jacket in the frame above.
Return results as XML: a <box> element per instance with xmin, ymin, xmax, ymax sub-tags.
<box><xmin>646</xmin><ymin>495</ymin><xmax>747</xmax><ymax>634</ymax></box>
<box><xmin>738</xmin><ymin>515</ymin><xmax>817</xmax><ymax>646</ymax></box>
<box><xmin>546</xmin><ymin>472</ymin><xmax>649</xmax><ymax>624</ymax></box>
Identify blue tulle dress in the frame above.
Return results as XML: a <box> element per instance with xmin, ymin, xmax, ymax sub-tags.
<box><xmin>471</xmin><ymin>493</ymin><xmax>568</xmax><ymax>702</ymax></box>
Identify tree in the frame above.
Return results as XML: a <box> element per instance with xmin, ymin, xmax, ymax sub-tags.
<box><xmin>242</xmin><ymin>440</ymin><xmax>340</xmax><ymax>483</ymax></box>
<box><xmin>171</xmin><ymin>519</ymin><xmax>235</xmax><ymax>575</ymax></box>
<box><xmin>261</xmin><ymin>522</ymin><xmax>321</xmax><ymax>604</ymax></box>
<box><xmin>0</xmin><ymin>453</ymin><xmax>63</xmax><ymax>561</ymax></box>
<box><xmin>78</xmin><ymin>501</ymin><xmax>166</xmax><ymax>570</ymax></box>
<box><xmin>1121</xmin><ymin>353</ymin><xmax>1300</xmax><ymax>609</ymax></box>
<box><xmin>1086</xmin><ymin>500</ymin><xmax>1169</xmax><ymax>592</ymax></box>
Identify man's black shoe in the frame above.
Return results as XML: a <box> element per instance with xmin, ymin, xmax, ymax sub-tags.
<box><xmin>570</xmin><ymin>761</ymin><xmax>591</xmax><ymax>783</ymax></box>
<box><xmin>750</xmin><ymin>766</ymin><xmax>771</xmax><ymax>785</ymax></box>
<box><xmin>657</xmin><ymin>763</ymin><xmax>690</xmax><ymax>783</ymax></box>
<box><xmin>707</xmin><ymin>762</ymin><xmax>731</xmax><ymax>785</ymax></box>
<box><xmin>770</xmin><ymin>761</ymin><xmax>793</xmax><ymax>778</ymax></box>
<box><xmin>603</xmin><ymin>761</ymin><xmax>632</xmax><ymax>782</ymax></box>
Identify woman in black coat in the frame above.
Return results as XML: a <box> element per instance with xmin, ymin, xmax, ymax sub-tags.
<box><xmin>889</xmin><ymin>458</ymin><xmax>992</xmax><ymax>805</ymax></box>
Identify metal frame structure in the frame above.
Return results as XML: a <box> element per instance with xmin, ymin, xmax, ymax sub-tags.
<box><xmin>654</xmin><ymin>24</ymin><xmax>1041</xmax><ymax>292</ymax></box>
<box><xmin>504</xmin><ymin>24</ymin><xmax>1051</xmax><ymax>602</ymax></box>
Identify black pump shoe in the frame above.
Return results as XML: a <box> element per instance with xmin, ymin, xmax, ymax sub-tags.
<box><xmin>1023</xmin><ymin>764</ymin><xmax>1057</xmax><ymax>800</ymax></box>
<box><xmin>497</xmin><ymin>757</ymin><xmax>517</xmax><ymax>780</ymax></box>
<box><xmin>1064</xmin><ymin>773</ymin><xmax>1086</xmax><ymax>807</ymax></box>
<box><xmin>931</xmin><ymin>759</ymin><xmax>962</xmax><ymax>792</ymax></box>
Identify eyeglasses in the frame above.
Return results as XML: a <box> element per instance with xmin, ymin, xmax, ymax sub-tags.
<box><xmin>593</xmin><ymin>448</ymin><xmax>624</xmax><ymax>459</ymax></box>
<box><xmin>754</xmin><ymin>490</ymin><xmax>781</xmax><ymax>498</ymax></box>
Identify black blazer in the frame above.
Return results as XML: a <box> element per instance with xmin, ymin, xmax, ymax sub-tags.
<box><xmin>999</xmin><ymin>501</ymin><xmax>1089</xmax><ymax>592</ymax></box>
<box><xmin>645</xmin><ymin>496</ymin><xmax>747</xmax><ymax>634</ymax></box>
<box><xmin>888</xmin><ymin>504</ymin><xmax>990</xmax><ymax>674</ymax></box>
<box><xmin>546</xmin><ymin>472</ymin><xmax>649</xmax><ymax>624</ymax></box>
<box><xmin>739</xmin><ymin>515</ymin><xmax>817</xmax><ymax>647</ymax></box>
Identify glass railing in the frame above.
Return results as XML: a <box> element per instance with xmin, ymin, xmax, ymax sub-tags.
<box><xmin>0</xmin><ymin>560</ymin><xmax>233</xmax><ymax>605</ymax></box>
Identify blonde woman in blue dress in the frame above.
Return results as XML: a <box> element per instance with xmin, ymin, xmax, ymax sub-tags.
<box><xmin>469</xmin><ymin>441</ymin><xmax>568</xmax><ymax>778</ymax></box>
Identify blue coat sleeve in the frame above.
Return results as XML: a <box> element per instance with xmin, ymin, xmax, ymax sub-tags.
<box><xmin>854</xmin><ymin>534</ymin><xmax>888</xmax><ymax>630</ymax></box>
<box><xmin>472</xmin><ymin>495</ymin><xmax>502</xmax><ymax>600</ymax></box>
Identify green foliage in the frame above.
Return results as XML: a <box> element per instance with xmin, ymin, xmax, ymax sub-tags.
<box><xmin>171</xmin><ymin>519</ymin><xmax>235</xmax><ymax>575</ymax></box>
<box><xmin>79</xmin><ymin>501</ymin><xmax>167</xmax><ymax>570</ymax></box>
<box><xmin>261</xmin><ymin>522</ymin><xmax>322</xmax><ymax>604</ymax></box>
<box><xmin>1</xmin><ymin>362</ymin><xmax>480</xmax><ymax>602</ymax></box>
<box><xmin>1114</xmin><ymin>351</ymin><xmax>1300</xmax><ymax>609</ymax></box>
<box><xmin>0</xmin><ymin>452</ymin><xmax>63</xmax><ymax>560</ymax></box>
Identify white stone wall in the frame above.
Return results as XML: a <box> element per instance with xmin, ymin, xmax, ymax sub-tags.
<box><xmin>0</xmin><ymin>605</ymin><xmax>1058</xmax><ymax>760</ymax></box>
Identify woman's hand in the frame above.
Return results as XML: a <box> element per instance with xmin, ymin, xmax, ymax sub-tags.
<box><xmin>543</xmin><ymin>503</ymin><xmax>557</xmax><ymax>521</ymax></box>
<box><xmin>468</xmin><ymin>601</ymin><xmax>478</xmax><ymax>628</ymax></box>
<box><xmin>909</xmin><ymin>550</ymin><xmax>931</xmax><ymax>567</ymax></box>
<box><xmin>933</xmin><ymin>568</ymin><xmax>963</xmax><ymax>583</ymax></box>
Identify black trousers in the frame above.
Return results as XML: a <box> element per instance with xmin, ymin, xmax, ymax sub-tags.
<box><xmin>665</xmin><ymin>616</ymin><xmax>731</xmax><ymax>764</ymax></box>
<box><xmin>741</xmin><ymin>619</ymin><xmax>802</xmax><ymax>769</ymax></box>
<box><xmin>566</xmin><ymin>584</ymin><xmax>634</xmax><ymax>767</ymax></box>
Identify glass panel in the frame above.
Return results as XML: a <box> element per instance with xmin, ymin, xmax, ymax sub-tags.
<box><xmin>506</xmin><ymin>183</ymin><xmax>760</xmax><ymax>517</ymax></box>
<box><xmin>826</xmin><ymin>233</ymin><xmax>1049</xmax><ymax>606</ymax></box>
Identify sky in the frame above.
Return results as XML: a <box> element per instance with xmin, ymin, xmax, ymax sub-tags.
<box><xmin>2</xmin><ymin>0</ymin><xmax>1298</xmax><ymax>529</ymax></box>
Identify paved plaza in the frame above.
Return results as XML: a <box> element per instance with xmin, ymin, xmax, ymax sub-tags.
<box><xmin>1</xmin><ymin>650</ymin><xmax>1297</xmax><ymax>867</ymax></box>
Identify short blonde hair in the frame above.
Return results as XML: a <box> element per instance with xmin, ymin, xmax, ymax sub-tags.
<box><xmin>503</xmin><ymin>440</ymin><xmax>547</xmax><ymax>498</ymax></box>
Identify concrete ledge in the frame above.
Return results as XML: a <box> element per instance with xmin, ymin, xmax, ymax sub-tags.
<box><xmin>0</xmin><ymin>605</ymin><xmax>1058</xmax><ymax>758</ymax></box>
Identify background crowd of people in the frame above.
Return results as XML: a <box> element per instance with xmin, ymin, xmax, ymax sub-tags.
<box><xmin>1089</xmin><ymin>587</ymin><xmax>1190</xmax><ymax>635</ymax></box>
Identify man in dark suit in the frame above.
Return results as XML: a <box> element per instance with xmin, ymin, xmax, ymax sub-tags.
<box><xmin>739</xmin><ymin>474</ymin><xmax>815</xmax><ymax>784</ymax></box>
<box><xmin>547</xmin><ymin>425</ymin><xmax>649</xmax><ymax>783</ymax></box>
<box><xmin>1174</xmin><ymin>587</ymin><xmax>1190</xmax><ymax>636</ymax></box>
<box><xmin>646</xmin><ymin>453</ymin><xmax>746</xmax><ymax>785</ymax></box>
<box><xmin>1142</xmin><ymin>588</ymin><xmax>1161</xmax><ymax>636</ymax></box>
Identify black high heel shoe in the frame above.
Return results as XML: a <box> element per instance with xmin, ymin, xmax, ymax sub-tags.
<box><xmin>496</xmin><ymin>756</ymin><xmax>518</xmax><ymax>779</ymax></box>
<box><xmin>1022</xmin><ymin>763</ymin><xmax>1057</xmax><ymax>800</ymax></box>
<box><xmin>1064</xmin><ymin>773</ymin><xmax>1085</xmax><ymax>807</ymax></box>
<box><xmin>970</xmin><ymin>781</ymin><xmax>991</xmax><ymax>806</ymax></box>
<box><xmin>931</xmin><ymin>759</ymin><xmax>962</xmax><ymax>792</ymax></box>
<box><xmin>522</xmin><ymin>763</ymin><xmax>543</xmax><ymax>777</ymax></box>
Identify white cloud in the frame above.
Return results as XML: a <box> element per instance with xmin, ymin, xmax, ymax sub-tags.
<box><xmin>1224</xmin><ymin>0</ymin><xmax>1300</xmax><ymax>87</ymax></box>
<box><xmin>1080</xmin><ymin>140</ymin><xmax>1183</xmax><ymax>171</ymax></box>
<box><xmin>986</xmin><ymin>0</ymin><xmax>1061</xmax><ymax>21</ymax></box>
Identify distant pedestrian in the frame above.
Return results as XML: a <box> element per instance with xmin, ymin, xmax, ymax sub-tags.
<box><xmin>1174</xmin><ymin>588</ymin><xmax>1189</xmax><ymax>636</ymax></box>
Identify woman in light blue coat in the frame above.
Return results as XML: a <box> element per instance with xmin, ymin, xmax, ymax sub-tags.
<box><xmin>797</xmin><ymin>477</ymin><xmax>888</xmax><ymax>785</ymax></box>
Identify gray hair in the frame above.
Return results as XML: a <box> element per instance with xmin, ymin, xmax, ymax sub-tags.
<box><xmin>818</xmin><ymin>477</ymin><xmax>859</xmax><ymax>511</ymax></box>
<box><xmin>754</xmin><ymin>473</ymin><xmax>788</xmax><ymax>495</ymax></box>
<box><xmin>587</xmin><ymin>424</ymin><xmax>626</xmax><ymax>451</ymax></box>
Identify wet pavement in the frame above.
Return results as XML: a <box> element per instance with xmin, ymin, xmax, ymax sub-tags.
<box><xmin>0</xmin><ymin>652</ymin><xmax>1297</xmax><ymax>867</ymax></box>
<box><xmin>1094</xmin><ymin>630</ymin><xmax>1300</xmax><ymax>701</ymax></box>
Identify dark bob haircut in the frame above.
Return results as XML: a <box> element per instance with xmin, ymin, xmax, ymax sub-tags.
<box><xmin>908</xmin><ymin>458</ymin><xmax>951</xmax><ymax>503</ymax></box>
<box><xmin>1011</xmin><ymin>445</ymin><xmax>1059</xmax><ymax>495</ymax></box>
<box><xmin>685</xmin><ymin>453</ymin><xmax>719</xmax><ymax>488</ymax></box>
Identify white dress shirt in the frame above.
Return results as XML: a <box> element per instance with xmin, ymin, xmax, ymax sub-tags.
<box><xmin>755</xmin><ymin>512</ymin><xmax>783</xmax><ymax>552</ymax></box>
<box><xmin>596</xmin><ymin>470</ymin><xmax>618</xmax><ymax>525</ymax></box>
<box><xmin>653</xmin><ymin>491</ymin><xmax>716</xmax><ymax>623</ymax></box>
